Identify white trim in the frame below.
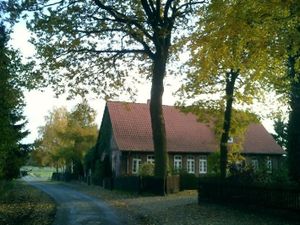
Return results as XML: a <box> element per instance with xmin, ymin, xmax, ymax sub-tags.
<box><xmin>187</xmin><ymin>156</ymin><xmax>195</xmax><ymax>174</ymax></box>
<box><xmin>147</xmin><ymin>155</ymin><xmax>155</xmax><ymax>164</ymax></box>
<box><xmin>199</xmin><ymin>155</ymin><xmax>207</xmax><ymax>174</ymax></box>
<box><xmin>266</xmin><ymin>157</ymin><xmax>272</xmax><ymax>174</ymax></box>
<box><xmin>251</xmin><ymin>159</ymin><xmax>259</xmax><ymax>171</ymax></box>
<box><xmin>132</xmin><ymin>157</ymin><xmax>141</xmax><ymax>174</ymax></box>
<box><xmin>174</xmin><ymin>155</ymin><xmax>182</xmax><ymax>171</ymax></box>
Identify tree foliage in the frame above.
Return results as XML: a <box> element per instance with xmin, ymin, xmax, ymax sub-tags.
<box><xmin>178</xmin><ymin>0</ymin><xmax>281</xmax><ymax>178</ymax></box>
<box><xmin>0</xmin><ymin>24</ymin><xmax>29</xmax><ymax>180</ymax></box>
<box><xmin>19</xmin><ymin>0</ymin><xmax>206</xmax><ymax>184</ymax></box>
<box><xmin>34</xmin><ymin>101</ymin><xmax>98</xmax><ymax>177</ymax></box>
<box><xmin>272</xmin><ymin>117</ymin><xmax>288</xmax><ymax>150</ymax></box>
<box><xmin>179</xmin><ymin>0</ymin><xmax>299</xmax><ymax>181</ymax></box>
<box><xmin>282</xmin><ymin>2</ymin><xmax>300</xmax><ymax>184</ymax></box>
<box><xmin>250</xmin><ymin>0</ymin><xmax>300</xmax><ymax>183</ymax></box>
<box><xmin>33</xmin><ymin>107</ymin><xmax>70</xmax><ymax>169</ymax></box>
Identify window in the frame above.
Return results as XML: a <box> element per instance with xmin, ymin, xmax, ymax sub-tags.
<box><xmin>266</xmin><ymin>157</ymin><xmax>272</xmax><ymax>174</ymax></box>
<box><xmin>174</xmin><ymin>155</ymin><xmax>182</xmax><ymax>171</ymax></box>
<box><xmin>199</xmin><ymin>156</ymin><xmax>207</xmax><ymax>174</ymax></box>
<box><xmin>187</xmin><ymin>156</ymin><xmax>195</xmax><ymax>174</ymax></box>
<box><xmin>251</xmin><ymin>159</ymin><xmax>259</xmax><ymax>171</ymax></box>
<box><xmin>132</xmin><ymin>157</ymin><xmax>141</xmax><ymax>174</ymax></box>
<box><xmin>147</xmin><ymin>155</ymin><xmax>155</xmax><ymax>164</ymax></box>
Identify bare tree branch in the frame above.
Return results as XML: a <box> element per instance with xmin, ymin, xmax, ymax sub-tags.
<box><xmin>175</xmin><ymin>1</ymin><xmax>206</xmax><ymax>14</ymax></box>
<box><xmin>148</xmin><ymin>0</ymin><xmax>156</xmax><ymax>13</ymax></box>
<box><xmin>72</xmin><ymin>28</ymin><xmax>126</xmax><ymax>34</ymax></box>
<box><xmin>141</xmin><ymin>0</ymin><xmax>154</xmax><ymax>22</ymax></box>
<box><xmin>93</xmin><ymin>0</ymin><xmax>153</xmax><ymax>41</ymax></box>
<box><xmin>164</xmin><ymin>0</ymin><xmax>176</xmax><ymax>20</ymax></box>
<box><xmin>156</xmin><ymin>0</ymin><xmax>161</xmax><ymax>23</ymax></box>
<box><xmin>128</xmin><ymin>27</ymin><xmax>155</xmax><ymax>59</ymax></box>
<box><xmin>71</xmin><ymin>48</ymin><xmax>148</xmax><ymax>55</ymax></box>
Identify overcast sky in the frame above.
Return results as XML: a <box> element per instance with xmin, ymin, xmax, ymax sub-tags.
<box><xmin>10</xmin><ymin>21</ymin><xmax>280</xmax><ymax>144</ymax></box>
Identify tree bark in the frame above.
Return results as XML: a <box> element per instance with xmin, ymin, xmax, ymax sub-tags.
<box><xmin>220</xmin><ymin>70</ymin><xmax>238</xmax><ymax>179</ymax></box>
<box><xmin>150</xmin><ymin>49</ymin><xmax>168</xmax><ymax>181</ymax></box>
<box><xmin>287</xmin><ymin>55</ymin><xmax>300</xmax><ymax>183</ymax></box>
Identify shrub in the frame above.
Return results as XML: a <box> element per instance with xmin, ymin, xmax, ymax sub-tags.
<box><xmin>139</xmin><ymin>163</ymin><xmax>154</xmax><ymax>176</ymax></box>
<box><xmin>227</xmin><ymin>161</ymin><xmax>256</xmax><ymax>184</ymax></box>
<box><xmin>227</xmin><ymin>159</ymin><xmax>296</xmax><ymax>187</ymax></box>
<box><xmin>207</xmin><ymin>151</ymin><xmax>220</xmax><ymax>175</ymax></box>
<box><xmin>271</xmin><ymin>166</ymin><xmax>290</xmax><ymax>184</ymax></box>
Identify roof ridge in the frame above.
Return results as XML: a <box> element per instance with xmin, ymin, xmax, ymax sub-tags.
<box><xmin>107</xmin><ymin>100</ymin><xmax>175</xmax><ymax>107</ymax></box>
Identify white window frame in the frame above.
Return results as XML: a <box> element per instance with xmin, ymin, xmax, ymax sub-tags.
<box><xmin>251</xmin><ymin>159</ymin><xmax>259</xmax><ymax>171</ymax></box>
<box><xmin>174</xmin><ymin>155</ymin><xmax>182</xmax><ymax>171</ymax></box>
<box><xmin>132</xmin><ymin>157</ymin><xmax>142</xmax><ymax>174</ymax></box>
<box><xmin>199</xmin><ymin>155</ymin><xmax>207</xmax><ymax>174</ymax></box>
<box><xmin>187</xmin><ymin>156</ymin><xmax>195</xmax><ymax>174</ymax></box>
<box><xmin>266</xmin><ymin>157</ymin><xmax>272</xmax><ymax>174</ymax></box>
<box><xmin>228</xmin><ymin>137</ymin><xmax>234</xmax><ymax>143</ymax></box>
<box><xmin>147</xmin><ymin>155</ymin><xmax>155</xmax><ymax>164</ymax></box>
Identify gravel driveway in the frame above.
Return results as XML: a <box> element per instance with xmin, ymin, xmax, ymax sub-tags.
<box><xmin>61</xmin><ymin>182</ymin><xmax>300</xmax><ymax>225</ymax></box>
<box><xmin>22</xmin><ymin>178</ymin><xmax>300</xmax><ymax>225</ymax></box>
<box><xmin>23</xmin><ymin>177</ymin><xmax>122</xmax><ymax>225</ymax></box>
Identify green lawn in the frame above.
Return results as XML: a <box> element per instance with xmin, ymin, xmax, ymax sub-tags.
<box><xmin>21</xmin><ymin>166</ymin><xmax>56</xmax><ymax>180</ymax></box>
<box><xmin>0</xmin><ymin>180</ymin><xmax>56</xmax><ymax>225</ymax></box>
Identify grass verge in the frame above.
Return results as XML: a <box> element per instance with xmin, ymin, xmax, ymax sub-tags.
<box><xmin>21</xmin><ymin>166</ymin><xmax>56</xmax><ymax>180</ymax></box>
<box><xmin>0</xmin><ymin>180</ymin><xmax>56</xmax><ymax>225</ymax></box>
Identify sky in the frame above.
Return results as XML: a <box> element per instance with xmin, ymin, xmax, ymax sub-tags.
<box><xmin>10</xmin><ymin>21</ymin><xmax>279</xmax><ymax>144</ymax></box>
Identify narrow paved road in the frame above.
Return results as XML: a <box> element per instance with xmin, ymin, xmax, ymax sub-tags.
<box><xmin>23</xmin><ymin>177</ymin><xmax>122</xmax><ymax>225</ymax></box>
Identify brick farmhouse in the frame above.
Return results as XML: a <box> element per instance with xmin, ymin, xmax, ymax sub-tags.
<box><xmin>96</xmin><ymin>101</ymin><xmax>285</xmax><ymax>177</ymax></box>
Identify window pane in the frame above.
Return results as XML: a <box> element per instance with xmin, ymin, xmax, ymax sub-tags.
<box><xmin>174</xmin><ymin>155</ymin><xmax>182</xmax><ymax>171</ymax></box>
<box><xmin>132</xmin><ymin>158</ymin><xmax>141</xmax><ymax>174</ymax></box>
<box><xmin>251</xmin><ymin>159</ymin><xmax>259</xmax><ymax>172</ymax></box>
<box><xmin>187</xmin><ymin>156</ymin><xmax>195</xmax><ymax>174</ymax></box>
<box><xmin>199</xmin><ymin>156</ymin><xmax>207</xmax><ymax>174</ymax></box>
<box><xmin>147</xmin><ymin>155</ymin><xmax>155</xmax><ymax>164</ymax></box>
<box><xmin>266</xmin><ymin>157</ymin><xmax>272</xmax><ymax>174</ymax></box>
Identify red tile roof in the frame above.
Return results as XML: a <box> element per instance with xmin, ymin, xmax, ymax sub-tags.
<box><xmin>243</xmin><ymin>124</ymin><xmax>284</xmax><ymax>154</ymax></box>
<box><xmin>106</xmin><ymin>101</ymin><xmax>284</xmax><ymax>155</ymax></box>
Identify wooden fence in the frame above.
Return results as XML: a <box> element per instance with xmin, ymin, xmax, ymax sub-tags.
<box><xmin>109</xmin><ymin>175</ymin><xmax>180</xmax><ymax>195</ymax></box>
<box><xmin>198</xmin><ymin>181</ymin><xmax>300</xmax><ymax>210</ymax></box>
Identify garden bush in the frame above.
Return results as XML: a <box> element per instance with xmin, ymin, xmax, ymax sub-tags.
<box><xmin>139</xmin><ymin>163</ymin><xmax>154</xmax><ymax>176</ymax></box>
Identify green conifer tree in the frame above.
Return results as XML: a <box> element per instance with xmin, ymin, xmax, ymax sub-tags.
<box><xmin>0</xmin><ymin>24</ymin><xmax>29</xmax><ymax>180</ymax></box>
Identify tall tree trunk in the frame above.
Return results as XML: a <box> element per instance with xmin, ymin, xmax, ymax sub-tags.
<box><xmin>220</xmin><ymin>70</ymin><xmax>238</xmax><ymax>179</ymax></box>
<box><xmin>148</xmin><ymin>5</ymin><xmax>173</xmax><ymax>194</ymax></box>
<box><xmin>287</xmin><ymin>55</ymin><xmax>300</xmax><ymax>183</ymax></box>
<box><xmin>150</xmin><ymin>51</ymin><xmax>168</xmax><ymax>181</ymax></box>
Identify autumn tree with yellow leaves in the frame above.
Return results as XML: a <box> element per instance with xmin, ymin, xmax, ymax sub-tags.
<box><xmin>34</xmin><ymin>100</ymin><xmax>98</xmax><ymax>177</ymax></box>
<box><xmin>179</xmin><ymin>0</ymin><xmax>286</xmax><ymax>178</ymax></box>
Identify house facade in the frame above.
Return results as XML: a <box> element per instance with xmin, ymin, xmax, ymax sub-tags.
<box><xmin>96</xmin><ymin>101</ymin><xmax>285</xmax><ymax>177</ymax></box>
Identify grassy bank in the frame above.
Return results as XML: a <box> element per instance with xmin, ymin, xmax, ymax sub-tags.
<box><xmin>0</xmin><ymin>180</ymin><xmax>56</xmax><ymax>225</ymax></box>
<box><xmin>21</xmin><ymin>166</ymin><xmax>56</xmax><ymax>180</ymax></box>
